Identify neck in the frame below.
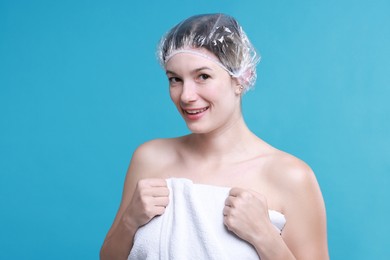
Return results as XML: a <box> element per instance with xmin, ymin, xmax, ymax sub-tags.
<box><xmin>185</xmin><ymin>115</ymin><xmax>257</xmax><ymax>164</ymax></box>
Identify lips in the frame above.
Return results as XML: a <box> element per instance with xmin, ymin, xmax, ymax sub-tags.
<box><xmin>181</xmin><ymin>106</ymin><xmax>209</xmax><ymax>120</ymax></box>
<box><xmin>183</xmin><ymin>107</ymin><xmax>209</xmax><ymax>115</ymax></box>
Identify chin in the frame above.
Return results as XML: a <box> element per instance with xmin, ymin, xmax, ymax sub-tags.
<box><xmin>186</xmin><ymin>123</ymin><xmax>210</xmax><ymax>134</ymax></box>
<box><xmin>187</xmin><ymin>127</ymin><xmax>204</xmax><ymax>134</ymax></box>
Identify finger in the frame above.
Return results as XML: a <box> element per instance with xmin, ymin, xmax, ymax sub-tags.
<box><xmin>151</xmin><ymin>178</ymin><xmax>168</xmax><ymax>187</ymax></box>
<box><xmin>138</xmin><ymin>178</ymin><xmax>167</xmax><ymax>187</ymax></box>
<box><xmin>151</xmin><ymin>186</ymin><xmax>170</xmax><ymax>197</ymax></box>
<box><xmin>229</xmin><ymin>188</ymin><xmax>258</xmax><ymax>203</ymax></box>
<box><xmin>228</xmin><ymin>187</ymin><xmax>244</xmax><ymax>197</ymax></box>
<box><xmin>154</xmin><ymin>205</ymin><xmax>166</xmax><ymax>216</ymax></box>
<box><xmin>222</xmin><ymin>205</ymin><xmax>232</xmax><ymax>216</ymax></box>
<box><xmin>224</xmin><ymin>196</ymin><xmax>234</xmax><ymax>207</ymax></box>
<box><xmin>153</xmin><ymin>196</ymin><xmax>169</xmax><ymax>207</ymax></box>
<box><xmin>223</xmin><ymin>214</ymin><xmax>235</xmax><ymax>232</ymax></box>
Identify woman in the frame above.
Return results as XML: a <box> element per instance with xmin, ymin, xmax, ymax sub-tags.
<box><xmin>100</xmin><ymin>13</ymin><xmax>329</xmax><ymax>260</ymax></box>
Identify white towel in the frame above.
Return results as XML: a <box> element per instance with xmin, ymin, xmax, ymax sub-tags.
<box><xmin>128</xmin><ymin>178</ymin><xmax>286</xmax><ymax>260</ymax></box>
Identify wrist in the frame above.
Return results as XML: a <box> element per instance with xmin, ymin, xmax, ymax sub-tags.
<box><xmin>252</xmin><ymin>226</ymin><xmax>294</xmax><ymax>260</ymax></box>
<box><xmin>251</xmin><ymin>224</ymin><xmax>278</xmax><ymax>249</ymax></box>
<box><xmin>121</xmin><ymin>214</ymin><xmax>139</xmax><ymax>234</ymax></box>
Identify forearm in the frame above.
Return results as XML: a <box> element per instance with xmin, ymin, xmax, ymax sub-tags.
<box><xmin>100</xmin><ymin>217</ymin><xmax>138</xmax><ymax>260</ymax></box>
<box><xmin>252</xmin><ymin>228</ymin><xmax>296</xmax><ymax>260</ymax></box>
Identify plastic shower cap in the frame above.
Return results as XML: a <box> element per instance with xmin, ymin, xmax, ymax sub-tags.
<box><xmin>157</xmin><ymin>13</ymin><xmax>260</xmax><ymax>92</ymax></box>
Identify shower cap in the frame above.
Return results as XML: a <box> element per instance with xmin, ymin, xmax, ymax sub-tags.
<box><xmin>157</xmin><ymin>13</ymin><xmax>260</xmax><ymax>92</ymax></box>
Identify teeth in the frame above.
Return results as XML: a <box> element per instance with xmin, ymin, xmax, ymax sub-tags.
<box><xmin>185</xmin><ymin>108</ymin><xmax>207</xmax><ymax>114</ymax></box>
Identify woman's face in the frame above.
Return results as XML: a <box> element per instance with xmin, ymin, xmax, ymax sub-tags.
<box><xmin>165</xmin><ymin>48</ymin><xmax>242</xmax><ymax>134</ymax></box>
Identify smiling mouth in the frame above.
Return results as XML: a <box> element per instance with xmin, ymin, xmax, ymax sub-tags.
<box><xmin>183</xmin><ymin>107</ymin><xmax>209</xmax><ymax>115</ymax></box>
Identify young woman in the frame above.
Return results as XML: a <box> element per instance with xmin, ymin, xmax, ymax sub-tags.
<box><xmin>100</xmin><ymin>13</ymin><xmax>329</xmax><ymax>260</ymax></box>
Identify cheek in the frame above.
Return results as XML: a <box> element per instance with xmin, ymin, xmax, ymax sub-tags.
<box><xmin>169</xmin><ymin>88</ymin><xmax>181</xmax><ymax>104</ymax></box>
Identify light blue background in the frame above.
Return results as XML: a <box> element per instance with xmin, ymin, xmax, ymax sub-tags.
<box><xmin>1</xmin><ymin>0</ymin><xmax>389</xmax><ymax>259</ymax></box>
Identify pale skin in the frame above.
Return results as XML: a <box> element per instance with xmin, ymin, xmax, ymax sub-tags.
<box><xmin>100</xmin><ymin>49</ymin><xmax>329</xmax><ymax>260</ymax></box>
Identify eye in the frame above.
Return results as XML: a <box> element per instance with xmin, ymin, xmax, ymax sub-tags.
<box><xmin>168</xmin><ymin>77</ymin><xmax>182</xmax><ymax>84</ymax></box>
<box><xmin>198</xmin><ymin>73</ymin><xmax>210</xmax><ymax>81</ymax></box>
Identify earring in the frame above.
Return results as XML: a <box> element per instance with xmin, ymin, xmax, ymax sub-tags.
<box><xmin>235</xmin><ymin>85</ymin><xmax>244</xmax><ymax>94</ymax></box>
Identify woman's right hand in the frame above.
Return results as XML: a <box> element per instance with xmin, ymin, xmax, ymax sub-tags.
<box><xmin>124</xmin><ymin>178</ymin><xmax>170</xmax><ymax>229</ymax></box>
<box><xmin>100</xmin><ymin>141</ymin><xmax>172</xmax><ymax>260</ymax></box>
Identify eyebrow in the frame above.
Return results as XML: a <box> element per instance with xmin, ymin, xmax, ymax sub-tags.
<box><xmin>166</xmin><ymin>66</ymin><xmax>213</xmax><ymax>75</ymax></box>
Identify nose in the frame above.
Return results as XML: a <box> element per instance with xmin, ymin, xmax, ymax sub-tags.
<box><xmin>180</xmin><ymin>80</ymin><xmax>198</xmax><ymax>104</ymax></box>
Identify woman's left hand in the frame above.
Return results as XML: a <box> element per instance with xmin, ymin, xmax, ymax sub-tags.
<box><xmin>223</xmin><ymin>187</ymin><xmax>274</xmax><ymax>244</ymax></box>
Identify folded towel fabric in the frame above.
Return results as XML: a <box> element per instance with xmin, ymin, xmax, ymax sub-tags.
<box><xmin>128</xmin><ymin>178</ymin><xmax>286</xmax><ymax>260</ymax></box>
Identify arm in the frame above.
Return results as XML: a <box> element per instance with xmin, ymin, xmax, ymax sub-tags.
<box><xmin>223</xmin><ymin>161</ymin><xmax>328</xmax><ymax>259</ymax></box>
<box><xmin>100</xmin><ymin>144</ymin><xmax>170</xmax><ymax>260</ymax></box>
<box><xmin>280</xmin><ymin>164</ymin><xmax>329</xmax><ymax>259</ymax></box>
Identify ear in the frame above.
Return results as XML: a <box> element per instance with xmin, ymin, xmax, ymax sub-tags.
<box><xmin>231</xmin><ymin>77</ymin><xmax>243</xmax><ymax>95</ymax></box>
<box><xmin>235</xmin><ymin>84</ymin><xmax>244</xmax><ymax>95</ymax></box>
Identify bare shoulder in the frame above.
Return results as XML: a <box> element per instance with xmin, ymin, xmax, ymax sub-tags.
<box><xmin>132</xmin><ymin>138</ymin><xmax>177</xmax><ymax>163</ymax></box>
<box><xmin>129</xmin><ymin>137</ymin><xmax>181</xmax><ymax>178</ymax></box>
<box><xmin>261</xmin><ymin>147</ymin><xmax>325</xmax><ymax>218</ymax></box>
<box><xmin>264</xmin><ymin>149</ymin><xmax>319</xmax><ymax>198</ymax></box>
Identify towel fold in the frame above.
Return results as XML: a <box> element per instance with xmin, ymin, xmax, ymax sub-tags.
<box><xmin>128</xmin><ymin>178</ymin><xmax>286</xmax><ymax>260</ymax></box>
